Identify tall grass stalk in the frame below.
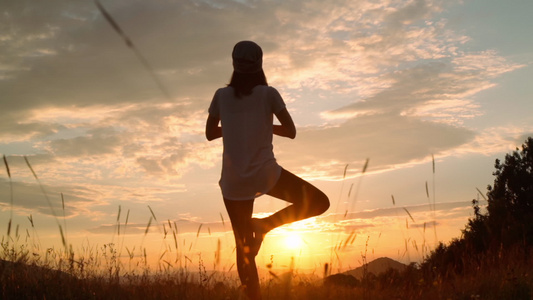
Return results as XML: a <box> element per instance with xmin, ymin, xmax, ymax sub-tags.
<box><xmin>142</xmin><ymin>217</ymin><xmax>153</xmax><ymax>244</ymax></box>
<box><xmin>395</xmin><ymin>155</ymin><xmax>440</xmax><ymax>260</ymax></box>
<box><xmin>329</xmin><ymin>159</ymin><xmax>369</xmax><ymax>273</ymax></box>
<box><xmin>333</xmin><ymin>164</ymin><xmax>349</xmax><ymax>222</ymax></box>
<box><xmin>61</xmin><ymin>193</ymin><xmax>67</xmax><ymax>243</ymax></box>
<box><xmin>118</xmin><ymin>208</ymin><xmax>130</xmax><ymax>260</ymax></box>
<box><xmin>476</xmin><ymin>187</ymin><xmax>488</xmax><ymax>201</ymax></box>
<box><xmin>94</xmin><ymin>0</ymin><xmax>172</xmax><ymax>101</ymax></box>
<box><xmin>429</xmin><ymin>154</ymin><xmax>438</xmax><ymax>248</ymax></box>
<box><xmin>3</xmin><ymin>155</ymin><xmax>13</xmax><ymax>239</ymax></box>
<box><xmin>112</xmin><ymin>205</ymin><xmax>121</xmax><ymax>243</ymax></box>
<box><xmin>392</xmin><ymin>194</ymin><xmax>412</xmax><ymax>261</ymax></box>
<box><xmin>348</xmin><ymin>158</ymin><xmax>369</xmax><ymax>214</ymax></box>
<box><xmin>24</xmin><ymin>156</ymin><xmax>67</xmax><ymax>249</ymax></box>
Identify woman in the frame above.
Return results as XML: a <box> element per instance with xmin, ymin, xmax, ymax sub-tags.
<box><xmin>205</xmin><ymin>41</ymin><xmax>330</xmax><ymax>300</ymax></box>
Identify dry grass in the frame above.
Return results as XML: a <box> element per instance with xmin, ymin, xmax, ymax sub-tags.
<box><xmin>2</xmin><ymin>247</ymin><xmax>530</xmax><ymax>300</ymax></box>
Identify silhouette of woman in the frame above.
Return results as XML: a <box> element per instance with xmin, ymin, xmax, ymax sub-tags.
<box><xmin>205</xmin><ymin>41</ymin><xmax>330</xmax><ymax>300</ymax></box>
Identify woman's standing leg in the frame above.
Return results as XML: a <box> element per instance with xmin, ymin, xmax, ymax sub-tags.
<box><xmin>223</xmin><ymin>198</ymin><xmax>262</xmax><ymax>300</ymax></box>
<box><xmin>252</xmin><ymin>168</ymin><xmax>330</xmax><ymax>252</ymax></box>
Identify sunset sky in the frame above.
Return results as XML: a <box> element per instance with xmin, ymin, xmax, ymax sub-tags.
<box><xmin>1</xmin><ymin>0</ymin><xmax>532</xmax><ymax>273</ymax></box>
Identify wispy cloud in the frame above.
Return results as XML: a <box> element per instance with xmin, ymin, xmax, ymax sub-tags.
<box><xmin>0</xmin><ymin>0</ymin><xmax>529</xmax><ymax>242</ymax></box>
<box><xmin>0</xmin><ymin>178</ymin><xmax>100</xmax><ymax>218</ymax></box>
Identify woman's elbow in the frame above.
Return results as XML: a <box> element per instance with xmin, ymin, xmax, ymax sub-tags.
<box><xmin>205</xmin><ymin>128</ymin><xmax>214</xmax><ymax>141</ymax></box>
<box><xmin>288</xmin><ymin>127</ymin><xmax>296</xmax><ymax>139</ymax></box>
<box><xmin>205</xmin><ymin>115</ymin><xmax>221</xmax><ymax>141</ymax></box>
<box><xmin>205</xmin><ymin>131</ymin><xmax>217</xmax><ymax>141</ymax></box>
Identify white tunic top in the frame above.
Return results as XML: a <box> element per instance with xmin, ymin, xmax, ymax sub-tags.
<box><xmin>208</xmin><ymin>85</ymin><xmax>286</xmax><ymax>200</ymax></box>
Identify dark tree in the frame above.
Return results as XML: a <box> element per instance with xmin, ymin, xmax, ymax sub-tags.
<box><xmin>462</xmin><ymin>199</ymin><xmax>490</xmax><ymax>253</ymax></box>
<box><xmin>486</xmin><ymin>137</ymin><xmax>533</xmax><ymax>248</ymax></box>
<box><xmin>422</xmin><ymin>137</ymin><xmax>533</xmax><ymax>278</ymax></box>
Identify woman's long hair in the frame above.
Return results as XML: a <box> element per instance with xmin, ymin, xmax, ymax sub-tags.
<box><xmin>228</xmin><ymin>71</ymin><xmax>268</xmax><ymax>98</ymax></box>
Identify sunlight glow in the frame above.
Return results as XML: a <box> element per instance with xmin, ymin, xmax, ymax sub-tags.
<box><xmin>284</xmin><ymin>232</ymin><xmax>303</xmax><ymax>250</ymax></box>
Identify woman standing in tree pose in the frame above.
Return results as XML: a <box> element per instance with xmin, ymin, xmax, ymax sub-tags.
<box><xmin>205</xmin><ymin>41</ymin><xmax>330</xmax><ymax>300</ymax></box>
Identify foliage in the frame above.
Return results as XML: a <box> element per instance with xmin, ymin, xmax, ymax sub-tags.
<box><xmin>486</xmin><ymin>137</ymin><xmax>533</xmax><ymax>247</ymax></box>
<box><xmin>420</xmin><ymin>137</ymin><xmax>533</xmax><ymax>296</ymax></box>
<box><xmin>431</xmin><ymin>137</ymin><xmax>532</xmax><ymax>254</ymax></box>
<box><xmin>459</xmin><ymin>137</ymin><xmax>533</xmax><ymax>252</ymax></box>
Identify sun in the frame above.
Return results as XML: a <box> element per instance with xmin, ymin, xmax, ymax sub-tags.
<box><xmin>284</xmin><ymin>232</ymin><xmax>303</xmax><ymax>250</ymax></box>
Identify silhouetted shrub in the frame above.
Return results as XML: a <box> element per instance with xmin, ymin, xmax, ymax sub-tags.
<box><xmin>422</xmin><ymin>137</ymin><xmax>533</xmax><ymax>281</ymax></box>
<box><xmin>324</xmin><ymin>273</ymin><xmax>359</xmax><ymax>288</ymax></box>
<box><xmin>486</xmin><ymin>137</ymin><xmax>533</xmax><ymax>248</ymax></box>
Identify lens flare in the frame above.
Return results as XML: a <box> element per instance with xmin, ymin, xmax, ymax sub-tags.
<box><xmin>284</xmin><ymin>232</ymin><xmax>303</xmax><ymax>250</ymax></box>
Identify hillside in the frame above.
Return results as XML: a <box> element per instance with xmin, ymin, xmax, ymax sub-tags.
<box><xmin>344</xmin><ymin>257</ymin><xmax>407</xmax><ymax>279</ymax></box>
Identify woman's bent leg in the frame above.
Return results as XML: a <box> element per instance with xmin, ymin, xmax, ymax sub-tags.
<box><xmin>224</xmin><ymin>198</ymin><xmax>262</xmax><ymax>300</ymax></box>
<box><xmin>261</xmin><ymin>168</ymin><xmax>330</xmax><ymax>233</ymax></box>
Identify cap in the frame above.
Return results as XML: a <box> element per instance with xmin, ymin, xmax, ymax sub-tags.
<box><xmin>232</xmin><ymin>41</ymin><xmax>263</xmax><ymax>74</ymax></box>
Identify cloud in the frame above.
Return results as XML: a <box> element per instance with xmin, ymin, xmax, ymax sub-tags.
<box><xmin>1</xmin><ymin>0</ymin><xmax>459</xmax><ymax>124</ymax></box>
<box><xmin>275</xmin><ymin>112</ymin><xmax>474</xmax><ymax>179</ymax></box>
<box><xmin>325</xmin><ymin>200</ymin><xmax>478</xmax><ymax>223</ymax></box>
<box><xmin>82</xmin><ymin>200</ymin><xmax>474</xmax><ymax>236</ymax></box>
<box><xmin>0</xmin><ymin>178</ymin><xmax>100</xmax><ymax>218</ymax></box>
<box><xmin>327</xmin><ymin>51</ymin><xmax>522</xmax><ymax>122</ymax></box>
<box><xmin>49</xmin><ymin>127</ymin><xmax>124</xmax><ymax>157</ymax></box>
<box><xmin>443</xmin><ymin>125</ymin><xmax>533</xmax><ymax>157</ymax></box>
<box><xmin>314</xmin><ymin>200</ymin><xmax>480</xmax><ymax>235</ymax></box>
<box><xmin>0</xmin><ymin>113</ymin><xmax>65</xmax><ymax>142</ymax></box>
<box><xmin>276</xmin><ymin>48</ymin><xmax>523</xmax><ymax>179</ymax></box>
<box><xmin>0</xmin><ymin>1</ymin><xmax>513</xmax><ymax>178</ymax></box>
<box><xmin>86</xmin><ymin>217</ymin><xmax>228</xmax><ymax>235</ymax></box>
<box><xmin>1</xmin><ymin>99</ymin><xmax>217</xmax><ymax>181</ymax></box>
<box><xmin>0</xmin><ymin>0</ymin><xmax>529</xmax><ymax>245</ymax></box>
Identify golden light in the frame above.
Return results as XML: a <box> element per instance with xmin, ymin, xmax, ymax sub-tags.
<box><xmin>284</xmin><ymin>232</ymin><xmax>303</xmax><ymax>250</ymax></box>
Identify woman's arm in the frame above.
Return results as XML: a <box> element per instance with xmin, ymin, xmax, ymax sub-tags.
<box><xmin>205</xmin><ymin>114</ymin><xmax>222</xmax><ymax>141</ymax></box>
<box><xmin>273</xmin><ymin>108</ymin><xmax>296</xmax><ymax>139</ymax></box>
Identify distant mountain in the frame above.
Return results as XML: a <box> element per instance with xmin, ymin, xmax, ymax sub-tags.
<box><xmin>344</xmin><ymin>257</ymin><xmax>407</xmax><ymax>279</ymax></box>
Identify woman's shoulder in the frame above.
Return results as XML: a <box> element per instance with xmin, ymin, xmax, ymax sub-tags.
<box><xmin>213</xmin><ymin>86</ymin><xmax>234</xmax><ymax>98</ymax></box>
<box><xmin>256</xmin><ymin>85</ymin><xmax>277</xmax><ymax>91</ymax></box>
<box><xmin>263</xmin><ymin>86</ymin><xmax>282</xmax><ymax>99</ymax></box>
<box><xmin>216</xmin><ymin>86</ymin><xmax>233</xmax><ymax>93</ymax></box>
